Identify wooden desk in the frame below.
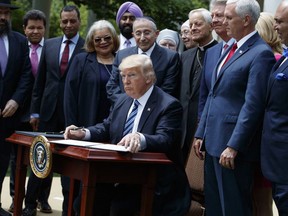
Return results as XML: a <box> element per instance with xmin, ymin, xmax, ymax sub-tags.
<box><xmin>6</xmin><ymin>133</ymin><xmax>172</xmax><ymax>216</ymax></box>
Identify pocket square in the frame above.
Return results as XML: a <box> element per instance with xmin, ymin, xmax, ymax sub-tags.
<box><xmin>275</xmin><ymin>72</ymin><xmax>288</xmax><ymax>80</ymax></box>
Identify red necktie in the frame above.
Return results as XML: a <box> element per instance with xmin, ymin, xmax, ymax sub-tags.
<box><xmin>223</xmin><ymin>43</ymin><xmax>237</xmax><ymax>65</ymax></box>
<box><xmin>60</xmin><ymin>40</ymin><xmax>71</xmax><ymax>76</ymax></box>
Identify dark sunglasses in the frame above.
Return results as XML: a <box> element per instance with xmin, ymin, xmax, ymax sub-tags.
<box><xmin>94</xmin><ymin>36</ymin><xmax>112</xmax><ymax>44</ymax></box>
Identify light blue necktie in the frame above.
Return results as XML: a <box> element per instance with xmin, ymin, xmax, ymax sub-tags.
<box><xmin>123</xmin><ymin>100</ymin><xmax>140</xmax><ymax>137</ymax></box>
<box><xmin>0</xmin><ymin>37</ymin><xmax>8</xmax><ymax>76</ymax></box>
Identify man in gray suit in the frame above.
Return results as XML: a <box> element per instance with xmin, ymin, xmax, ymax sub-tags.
<box><xmin>23</xmin><ymin>5</ymin><xmax>85</xmax><ymax>216</ymax></box>
<box><xmin>106</xmin><ymin>16</ymin><xmax>180</xmax><ymax>104</ymax></box>
<box><xmin>193</xmin><ymin>0</ymin><xmax>275</xmax><ymax>215</ymax></box>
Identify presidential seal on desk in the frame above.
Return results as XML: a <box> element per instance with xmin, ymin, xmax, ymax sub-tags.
<box><xmin>30</xmin><ymin>135</ymin><xmax>52</xmax><ymax>178</ymax></box>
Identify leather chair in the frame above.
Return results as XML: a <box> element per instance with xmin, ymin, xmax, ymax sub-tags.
<box><xmin>185</xmin><ymin>146</ymin><xmax>205</xmax><ymax>216</ymax></box>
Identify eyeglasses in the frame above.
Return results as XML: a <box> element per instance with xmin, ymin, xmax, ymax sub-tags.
<box><xmin>94</xmin><ymin>36</ymin><xmax>112</xmax><ymax>44</ymax></box>
<box><xmin>133</xmin><ymin>31</ymin><xmax>154</xmax><ymax>38</ymax></box>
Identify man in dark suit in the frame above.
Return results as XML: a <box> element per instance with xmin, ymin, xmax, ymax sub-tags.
<box><xmin>198</xmin><ymin>0</ymin><xmax>234</xmax><ymax>117</ymax></box>
<box><xmin>106</xmin><ymin>16</ymin><xmax>180</xmax><ymax>104</ymax></box>
<box><xmin>23</xmin><ymin>5</ymin><xmax>85</xmax><ymax>216</ymax></box>
<box><xmin>179</xmin><ymin>8</ymin><xmax>218</xmax><ymax>163</ymax></box>
<box><xmin>65</xmin><ymin>54</ymin><xmax>191</xmax><ymax>216</ymax></box>
<box><xmin>193</xmin><ymin>0</ymin><xmax>275</xmax><ymax>215</ymax></box>
<box><xmin>0</xmin><ymin>1</ymin><xmax>32</xmax><ymax>215</ymax></box>
<box><xmin>8</xmin><ymin>9</ymin><xmax>48</xmax><ymax>214</ymax></box>
<box><xmin>261</xmin><ymin>1</ymin><xmax>288</xmax><ymax>214</ymax></box>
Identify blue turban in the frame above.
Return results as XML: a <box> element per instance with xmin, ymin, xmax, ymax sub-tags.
<box><xmin>116</xmin><ymin>1</ymin><xmax>143</xmax><ymax>26</ymax></box>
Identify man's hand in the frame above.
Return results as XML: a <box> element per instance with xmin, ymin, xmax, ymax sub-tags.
<box><xmin>219</xmin><ymin>147</ymin><xmax>238</xmax><ymax>169</ymax></box>
<box><xmin>117</xmin><ymin>133</ymin><xmax>141</xmax><ymax>153</ymax></box>
<box><xmin>64</xmin><ymin>125</ymin><xmax>86</xmax><ymax>140</ymax></box>
<box><xmin>1</xmin><ymin>100</ymin><xmax>19</xmax><ymax>118</ymax></box>
<box><xmin>30</xmin><ymin>117</ymin><xmax>39</xmax><ymax>131</ymax></box>
<box><xmin>193</xmin><ymin>138</ymin><xmax>204</xmax><ymax>160</ymax></box>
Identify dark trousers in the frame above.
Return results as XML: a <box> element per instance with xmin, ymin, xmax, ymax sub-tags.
<box><xmin>25</xmin><ymin>172</ymin><xmax>53</xmax><ymax>209</ymax></box>
<box><xmin>272</xmin><ymin>183</ymin><xmax>288</xmax><ymax>215</ymax></box>
<box><xmin>204</xmin><ymin>152</ymin><xmax>254</xmax><ymax>216</ymax></box>
<box><xmin>0</xmin><ymin>120</ymin><xmax>14</xmax><ymax>199</ymax></box>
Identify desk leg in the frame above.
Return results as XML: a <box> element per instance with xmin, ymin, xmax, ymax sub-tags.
<box><xmin>80</xmin><ymin>164</ymin><xmax>95</xmax><ymax>216</ymax></box>
<box><xmin>14</xmin><ymin>145</ymin><xmax>27</xmax><ymax>216</ymax></box>
<box><xmin>67</xmin><ymin>178</ymin><xmax>76</xmax><ymax>216</ymax></box>
<box><xmin>140</xmin><ymin>168</ymin><xmax>156</xmax><ymax>216</ymax></box>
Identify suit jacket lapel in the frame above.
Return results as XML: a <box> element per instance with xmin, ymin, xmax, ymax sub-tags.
<box><xmin>266</xmin><ymin>57</ymin><xmax>288</xmax><ymax>102</ymax></box>
<box><xmin>213</xmin><ymin>33</ymin><xmax>259</xmax><ymax>87</ymax></box>
<box><xmin>137</xmin><ymin>88</ymin><xmax>157</xmax><ymax>132</ymax></box>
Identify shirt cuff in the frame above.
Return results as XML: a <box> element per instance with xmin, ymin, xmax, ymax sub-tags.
<box><xmin>83</xmin><ymin>128</ymin><xmax>91</xmax><ymax>140</ymax></box>
<box><xmin>136</xmin><ymin>132</ymin><xmax>146</xmax><ymax>150</ymax></box>
<box><xmin>30</xmin><ymin>113</ymin><xmax>39</xmax><ymax>118</ymax></box>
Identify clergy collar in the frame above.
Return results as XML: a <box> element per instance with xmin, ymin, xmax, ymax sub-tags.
<box><xmin>198</xmin><ymin>39</ymin><xmax>216</xmax><ymax>51</ymax></box>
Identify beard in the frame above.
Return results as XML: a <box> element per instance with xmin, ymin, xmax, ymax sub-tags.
<box><xmin>0</xmin><ymin>19</ymin><xmax>11</xmax><ymax>36</ymax></box>
<box><xmin>119</xmin><ymin>23</ymin><xmax>133</xmax><ymax>39</ymax></box>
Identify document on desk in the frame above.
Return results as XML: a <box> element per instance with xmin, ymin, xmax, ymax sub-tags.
<box><xmin>50</xmin><ymin>139</ymin><xmax>129</xmax><ymax>152</ymax></box>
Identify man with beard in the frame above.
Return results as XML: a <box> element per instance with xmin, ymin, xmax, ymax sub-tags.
<box><xmin>0</xmin><ymin>0</ymin><xmax>32</xmax><ymax>215</ymax></box>
<box><xmin>116</xmin><ymin>1</ymin><xmax>143</xmax><ymax>50</ymax></box>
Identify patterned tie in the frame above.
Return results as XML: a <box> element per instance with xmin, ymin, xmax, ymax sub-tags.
<box><xmin>125</xmin><ymin>40</ymin><xmax>131</xmax><ymax>48</ymax></box>
<box><xmin>123</xmin><ymin>100</ymin><xmax>140</xmax><ymax>137</ymax></box>
<box><xmin>222</xmin><ymin>43</ymin><xmax>229</xmax><ymax>55</ymax></box>
<box><xmin>223</xmin><ymin>43</ymin><xmax>238</xmax><ymax>65</ymax></box>
<box><xmin>282</xmin><ymin>48</ymin><xmax>288</xmax><ymax>58</ymax></box>
<box><xmin>0</xmin><ymin>37</ymin><xmax>8</xmax><ymax>76</ymax></box>
<box><xmin>60</xmin><ymin>40</ymin><xmax>71</xmax><ymax>76</ymax></box>
<box><xmin>30</xmin><ymin>44</ymin><xmax>40</xmax><ymax>77</ymax></box>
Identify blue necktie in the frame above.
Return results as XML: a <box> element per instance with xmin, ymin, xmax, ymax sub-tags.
<box><xmin>123</xmin><ymin>100</ymin><xmax>140</xmax><ymax>137</ymax></box>
<box><xmin>0</xmin><ymin>37</ymin><xmax>8</xmax><ymax>76</ymax></box>
<box><xmin>282</xmin><ymin>48</ymin><xmax>288</xmax><ymax>58</ymax></box>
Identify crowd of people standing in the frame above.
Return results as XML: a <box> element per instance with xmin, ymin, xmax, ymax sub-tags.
<box><xmin>0</xmin><ymin>0</ymin><xmax>288</xmax><ymax>215</ymax></box>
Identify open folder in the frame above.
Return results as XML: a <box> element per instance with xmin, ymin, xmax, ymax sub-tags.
<box><xmin>50</xmin><ymin>139</ymin><xmax>129</xmax><ymax>152</ymax></box>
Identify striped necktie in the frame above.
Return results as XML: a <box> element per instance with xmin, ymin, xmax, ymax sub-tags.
<box><xmin>123</xmin><ymin>100</ymin><xmax>140</xmax><ymax>137</ymax></box>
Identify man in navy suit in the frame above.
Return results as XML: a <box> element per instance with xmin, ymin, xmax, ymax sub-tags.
<box><xmin>198</xmin><ymin>0</ymin><xmax>234</xmax><ymax>117</ymax></box>
<box><xmin>179</xmin><ymin>8</ymin><xmax>218</xmax><ymax>163</ymax></box>
<box><xmin>0</xmin><ymin>1</ymin><xmax>32</xmax><ymax>215</ymax></box>
<box><xmin>106</xmin><ymin>16</ymin><xmax>180</xmax><ymax>104</ymax></box>
<box><xmin>193</xmin><ymin>0</ymin><xmax>275</xmax><ymax>215</ymax></box>
<box><xmin>24</xmin><ymin>5</ymin><xmax>85</xmax><ymax>216</ymax></box>
<box><xmin>261</xmin><ymin>1</ymin><xmax>288</xmax><ymax>214</ymax></box>
<box><xmin>65</xmin><ymin>54</ymin><xmax>191</xmax><ymax>216</ymax></box>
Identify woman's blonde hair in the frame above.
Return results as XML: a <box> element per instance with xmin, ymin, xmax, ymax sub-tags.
<box><xmin>256</xmin><ymin>12</ymin><xmax>283</xmax><ymax>54</ymax></box>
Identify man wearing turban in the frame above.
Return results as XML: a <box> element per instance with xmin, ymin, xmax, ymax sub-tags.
<box><xmin>116</xmin><ymin>1</ymin><xmax>143</xmax><ymax>50</ymax></box>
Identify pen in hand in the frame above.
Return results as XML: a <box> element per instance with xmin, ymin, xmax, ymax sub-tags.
<box><xmin>70</xmin><ymin>126</ymin><xmax>84</xmax><ymax>131</ymax></box>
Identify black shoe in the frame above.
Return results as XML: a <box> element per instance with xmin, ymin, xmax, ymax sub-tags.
<box><xmin>22</xmin><ymin>207</ymin><xmax>36</xmax><ymax>216</ymax></box>
<box><xmin>8</xmin><ymin>202</ymin><xmax>13</xmax><ymax>213</ymax></box>
<box><xmin>38</xmin><ymin>202</ymin><xmax>52</xmax><ymax>214</ymax></box>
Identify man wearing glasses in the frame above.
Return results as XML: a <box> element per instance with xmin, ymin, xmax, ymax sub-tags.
<box><xmin>106</xmin><ymin>16</ymin><xmax>181</xmax><ymax>104</ymax></box>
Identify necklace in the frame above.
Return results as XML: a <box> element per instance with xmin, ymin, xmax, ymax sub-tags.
<box><xmin>100</xmin><ymin>62</ymin><xmax>112</xmax><ymax>76</ymax></box>
<box><xmin>97</xmin><ymin>55</ymin><xmax>114</xmax><ymax>76</ymax></box>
